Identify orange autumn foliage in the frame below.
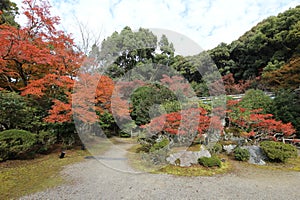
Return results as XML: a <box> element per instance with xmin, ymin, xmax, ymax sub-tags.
<box><xmin>0</xmin><ymin>0</ymin><xmax>83</xmax><ymax>94</ymax></box>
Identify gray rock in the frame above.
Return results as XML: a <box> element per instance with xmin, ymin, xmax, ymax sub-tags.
<box><xmin>231</xmin><ymin>137</ymin><xmax>247</xmax><ymax>146</ymax></box>
<box><xmin>166</xmin><ymin>153</ymin><xmax>177</xmax><ymax>164</ymax></box>
<box><xmin>223</xmin><ymin>144</ymin><xmax>237</xmax><ymax>154</ymax></box>
<box><xmin>242</xmin><ymin>146</ymin><xmax>267</xmax><ymax>165</ymax></box>
<box><xmin>179</xmin><ymin>151</ymin><xmax>195</xmax><ymax>167</ymax></box>
<box><xmin>166</xmin><ymin>148</ymin><xmax>211</xmax><ymax>167</ymax></box>
<box><xmin>194</xmin><ymin>148</ymin><xmax>211</xmax><ymax>159</ymax></box>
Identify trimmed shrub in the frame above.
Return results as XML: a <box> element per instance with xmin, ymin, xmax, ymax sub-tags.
<box><xmin>208</xmin><ymin>143</ymin><xmax>223</xmax><ymax>154</ymax></box>
<box><xmin>36</xmin><ymin>131</ymin><xmax>57</xmax><ymax>153</ymax></box>
<box><xmin>234</xmin><ymin>147</ymin><xmax>250</xmax><ymax>161</ymax></box>
<box><xmin>198</xmin><ymin>156</ymin><xmax>222</xmax><ymax>167</ymax></box>
<box><xmin>0</xmin><ymin>129</ymin><xmax>37</xmax><ymax>161</ymax></box>
<box><xmin>150</xmin><ymin>138</ymin><xmax>169</xmax><ymax>152</ymax></box>
<box><xmin>260</xmin><ymin>141</ymin><xmax>298</xmax><ymax>162</ymax></box>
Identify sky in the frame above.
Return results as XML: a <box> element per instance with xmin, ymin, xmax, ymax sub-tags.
<box><xmin>14</xmin><ymin>0</ymin><xmax>300</xmax><ymax>51</ymax></box>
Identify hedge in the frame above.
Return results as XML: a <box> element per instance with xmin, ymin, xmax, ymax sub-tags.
<box><xmin>260</xmin><ymin>141</ymin><xmax>298</xmax><ymax>162</ymax></box>
<box><xmin>0</xmin><ymin>129</ymin><xmax>36</xmax><ymax>161</ymax></box>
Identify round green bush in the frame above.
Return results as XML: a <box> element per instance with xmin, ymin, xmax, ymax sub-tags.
<box><xmin>198</xmin><ymin>156</ymin><xmax>222</xmax><ymax>167</ymax></box>
<box><xmin>260</xmin><ymin>141</ymin><xmax>298</xmax><ymax>162</ymax></box>
<box><xmin>0</xmin><ymin>129</ymin><xmax>37</xmax><ymax>161</ymax></box>
<box><xmin>234</xmin><ymin>147</ymin><xmax>250</xmax><ymax>161</ymax></box>
<box><xmin>209</xmin><ymin>143</ymin><xmax>223</xmax><ymax>154</ymax></box>
<box><xmin>150</xmin><ymin>138</ymin><xmax>169</xmax><ymax>152</ymax></box>
<box><xmin>36</xmin><ymin>131</ymin><xmax>57</xmax><ymax>153</ymax></box>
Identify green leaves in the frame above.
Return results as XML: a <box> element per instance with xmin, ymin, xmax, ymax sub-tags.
<box><xmin>130</xmin><ymin>84</ymin><xmax>177</xmax><ymax>125</ymax></box>
<box><xmin>0</xmin><ymin>91</ymin><xmax>42</xmax><ymax>132</ymax></box>
<box><xmin>0</xmin><ymin>129</ymin><xmax>36</xmax><ymax>161</ymax></box>
<box><xmin>99</xmin><ymin>27</ymin><xmax>158</xmax><ymax>78</ymax></box>
<box><xmin>271</xmin><ymin>89</ymin><xmax>300</xmax><ymax>137</ymax></box>
<box><xmin>260</xmin><ymin>141</ymin><xmax>298</xmax><ymax>163</ymax></box>
<box><xmin>238</xmin><ymin>89</ymin><xmax>272</xmax><ymax>113</ymax></box>
<box><xmin>0</xmin><ymin>0</ymin><xmax>19</xmax><ymax>27</ymax></box>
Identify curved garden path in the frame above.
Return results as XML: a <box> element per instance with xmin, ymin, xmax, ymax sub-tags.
<box><xmin>21</xmin><ymin>142</ymin><xmax>300</xmax><ymax>200</ymax></box>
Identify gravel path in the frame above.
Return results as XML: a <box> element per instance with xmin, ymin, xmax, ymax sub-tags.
<box><xmin>20</xmin><ymin>143</ymin><xmax>300</xmax><ymax>200</ymax></box>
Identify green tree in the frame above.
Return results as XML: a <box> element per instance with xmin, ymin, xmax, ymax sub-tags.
<box><xmin>155</xmin><ymin>34</ymin><xmax>175</xmax><ymax>65</ymax></box>
<box><xmin>0</xmin><ymin>91</ymin><xmax>43</xmax><ymax>132</ymax></box>
<box><xmin>203</xmin><ymin>5</ymin><xmax>300</xmax><ymax>81</ymax></box>
<box><xmin>99</xmin><ymin>26</ymin><xmax>157</xmax><ymax>78</ymax></box>
<box><xmin>0</xmin><ymin>0</ymin><xmax>19</xmax><ymax>27</ymax></box>
<box><xmin>238</xmin><ymin>89</ymin><xmax>273</xmax><ymax>113</ymax></box>
<box><xmin>271</xmin><ymin>89</ymin><xmax>300</xmax><ymax>137</ymax></box>
<box><xmin>130</xmin><ymin>84</ymin><xmax>177</xmax><ymax>125</ymax></box>
<box><xmin>208</xmin><ymin>42</ymin><xmax>236</xmax><ymax>75</ymax></box>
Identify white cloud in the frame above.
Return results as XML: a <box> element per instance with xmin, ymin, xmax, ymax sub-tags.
<box><xmin>13</xmin><ymin>0</ymin><xmax>300</xmax><ymax>51</ymax></box>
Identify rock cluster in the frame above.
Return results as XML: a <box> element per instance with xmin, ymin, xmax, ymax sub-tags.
<box><xmin>166</xmin><ymin>147</ymin><xmax>211</xmax><ymax>167</ymax></box>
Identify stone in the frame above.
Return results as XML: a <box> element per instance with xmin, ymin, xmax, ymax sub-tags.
<box><xmin>194</xmin><ymin>149</ymin><xmax>211</xmax><ymax>159</ymax></box>
<box><xmin>166</xmin><ymin>149</ymin><xmax>211</xmax><ymax>167</ymax></box>
<box><xmin>223</xmin><ymin>144</ymin><xmax>237</xmax><ymax>154</ymax></box>
<box><xmin>231</xmin><ymin>137</ymin><xmax>247</xmax><ymax>146</ymax></box>
<box><xmin>242</xmin><ymin>146</ymin><xmax>267</xmax><ymax>165</ymax></box>
<box><xmin>166</xmin><ymin>154</ymin><xmax>177</xmax><ymax>164</ymax></box>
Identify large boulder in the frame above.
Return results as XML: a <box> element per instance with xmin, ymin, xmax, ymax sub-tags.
<box><xmin>166</xmin><ymin>148</ymin><xmax>211</xmax><ymax>167</ymax></box>
<box><xmin>223</xmin><ymin>144</ymin><xmax>237</xmax><ymax>154</ymax></box>
<box><xmin>242</xmin><ymin>146</ymin><xmax>267</xmax><ymax>165</ymax></box>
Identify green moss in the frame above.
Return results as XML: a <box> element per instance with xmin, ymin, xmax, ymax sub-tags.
<box><xmin>198</xmin><ymin>156</ymin><xmax>222</xmax><ymax>167</ymax></box>
<box><xmin>0</xmin><ymin>141</ymin><xmax>110</xmax><ymax>200</ymax></box>
<box><xmin>158</xmin><ymin>158</ymin><xmax>230</xmax><ymax>176</ymax></box>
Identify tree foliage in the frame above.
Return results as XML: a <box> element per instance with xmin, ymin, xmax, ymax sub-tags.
<box><xmin>0</xmin><ymin>90</ymin><xmax>42</xmax><ymax>132</ymax></box>
<box><xmin>130</xmin><ymin>83</ymin><xmax>177</xmax><ymax>125</ymax></box>
<box><xmin>262</xmin><ymin>57</ymin><xmax>300</xmax><ymax>90</ymax></box>
<box><xmin>271</xmin><ymin>89</ymin><xmax>300</xmax><ymax>137</ymax></box>
<box><xmin>141</xmin><ymin>107</ymin><xmax>219</xmax><ymax>145</ymax></box>
<box><xmin>0</xmin><ymin>0</ymin><xmax>84</xmax><ymax>143</ymax></box>
<box><xmin>227</xmin><ymin>100</ymin><xmax>296</xmax><ymax>141</ymax></box>
<box><xmin>0</xmin><ymin>129</ymin><xmax>36</xmax><ymax>161</ymax></box>
<box><xmin>0</xmin><ymin>0</ymin><xmax>19</xmax><ymax>27</ymax></box>
<box><xmin>238</xmin><ymin>89</ymin><xmax>272</xmax><ymax>113</ymax></box>
<box><xmin>0</xmin><ymin>0</ymin><xmax>83</xmax><ymax>93</ymax></box>
<box><xmin>99</xmin><ymin>26</ymin><xmax>158</xmax><ymax>78</ymax></box>
<box><xmin>260</xmin><ymin>141</ymin><xmax>298</xmax><ymax>162</ymax></box>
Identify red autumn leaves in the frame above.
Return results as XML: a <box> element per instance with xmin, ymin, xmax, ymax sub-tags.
<box><xmin>227</xmin><ymin>100</ymin><xmax>295</xmax><ymax>141</ymax></box>
<box><xmin>0</xmin><ymin>0</ymin><xmax>296</xmax><ymax>142</ymax></box>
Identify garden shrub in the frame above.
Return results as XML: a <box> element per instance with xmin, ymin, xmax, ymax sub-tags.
<box><xmin>198</xmin><ymin>156</ymin><xmax>222</xmax><ymax>167</ymax></box>
<box><xmin>234</xmin><ymin>147</ymin><xmax>250</xmax><ymax>161</ymax></box>
<box><xmin>208</xmin><ymin>143</ymin><xmax>223</xmax><ymax>154</ymax></box>
<box><xmin>36</xmin><ymin>131</ymin><xmax>57</xmax><ymax>153</ymax></box>
<box><xmin>260</xmin><ymin>141</ymin><xmax>298</xmax><ymax>162</ymax></box>
<box><xmin>150</xmin><ymin>138</ymin><xmax>170</xmax><ymax>152</ymax></box>
<box><xmin>0</xmin><ymin>129</ymin><xmax>37</xmax><ymax>161</ymax></box>
<box><xmin>224</xmin><ymin>127</ymin><xmax>243</xmax><ymax>137</ymax></box>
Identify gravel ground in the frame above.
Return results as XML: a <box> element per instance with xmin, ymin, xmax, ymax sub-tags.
<box><xmin>20</xmin><ymin>143</ymin><xmax>300</xmax><ymax>200</ymax></box>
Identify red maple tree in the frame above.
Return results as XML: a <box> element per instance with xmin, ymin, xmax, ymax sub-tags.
<box><xmin>141</xmin><ymin>107</ymin><xmax>221</xmax><ymax>144</ymax></box>
<box><xmin>0</xmin><ymin>0</ymin><xmax>86</xmax><ymax>123</ymax></box>
<box><xmin>0</xmin><ymin>0</ymin><xmax>83</xmax><ymax>93</ymax></box>
<box><xmin>228</xmin><ymin>105</ymin><xmax>296</xmax><ymax>141</ymax></box>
